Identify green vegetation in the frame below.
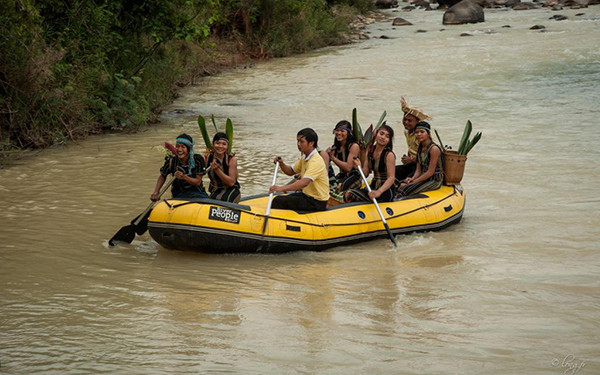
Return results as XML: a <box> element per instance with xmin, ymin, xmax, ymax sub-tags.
<box><xmin>197</xmin><ymin>114</ymin><xmax>235</xmax><ymax>154</ymax></box>
<box><xmin>0</xmin><ymin>0</ymin><xmax>374</xmax><ymax>161</ymax></box>
<box><xmin>435</xmin><ymin>120</ymin><xmax>482</xmax><ymax>155</ymax></box>
<box><xmin>351</xmin><ymin>108</ymin><xmax>387</xmax><ymax>149</ymax></box>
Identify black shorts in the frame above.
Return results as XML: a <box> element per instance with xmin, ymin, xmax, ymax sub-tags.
<box><xmin>271</xmin><ymin>192</ymin><xmax>327</xmax><ymax>212</ymax></box>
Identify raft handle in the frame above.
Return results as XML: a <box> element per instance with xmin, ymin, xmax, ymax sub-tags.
<box><xmin>286</xmin><ymin>224</ymin><xmax>301</xmax><ymax>232</ymax></box>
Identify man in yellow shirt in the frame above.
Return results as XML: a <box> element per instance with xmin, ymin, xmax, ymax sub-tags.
<box><xmin>269</xmin><ymin>128</ymin><xmax>330</xmax><ymax>212</ymax></box>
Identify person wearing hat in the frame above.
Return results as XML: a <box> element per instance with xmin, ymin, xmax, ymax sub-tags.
<box><xmin>396</xmin><ymin>96</ymin><xmax>432</xmax><ymax>184</ymax></box>
<box><xmin>151</xmin><ymin>133</ymin><xmax>208</xmax><ymax>201</ymax></box>
<box><xmin>397</xmin><ymin>121</ymin><xmax>444</xmax><ymax>197</ymax></box>
<box><xmin>320</xmin><ymin>120</ymin><xmax>361</xmax><ymax>203</ymax></box>
<box><xmin>206</xmin><ymin>132</ymin><xmax>241</xmax><ymax>203</ymax></box>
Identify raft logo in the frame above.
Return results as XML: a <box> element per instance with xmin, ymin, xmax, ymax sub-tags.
<box><xmin>209</xmin><ymin>206</ymin><xmax>241</xmax><ymax>224</ymax></box>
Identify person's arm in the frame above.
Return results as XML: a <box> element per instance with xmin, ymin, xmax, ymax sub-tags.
<box><xmin>321</xmin><ymin>149</ymin><xmax>331</xmax><ymax>168</ymax></box>
<box><xmin>274</xmin><ymin>156</ymin><xmax>296</xmax><ymax>176</ymax></box>
<box><xmin>211</xmin><ymin>156</ymin><xmax>238</xmax><ymax>187</ymax></box>
<box><xmin>401</xmin><ymin>153</ymin><xmax>416</xmax><ymax>165</ymax></box>
<box><xmin>370</xmin><ymin>152</ymin><xmax>396</xmax><ymax>200</ymax></box>
<box><xmin>406</xmin><ymin>146</ymin><xmax>440</xmax><ymax>184</ymax></box>
<box><xmin>269</xmin><ymin>177</ymin><xmax>311</xmax><ymax>193</ymax></box>
<box><xmin>151</xmin><ymin>174</ymin><xmax>166</xmax><ymax>201</ymax></box>
<box><xmin>332</xmin><ymin>143</ymin><xmax>360</xmax><ymax>173</ymax></box>
<box><xmin>174</xmin><ymin>169</ymin><xmax>203</xmax><ymax>186</ymax></box>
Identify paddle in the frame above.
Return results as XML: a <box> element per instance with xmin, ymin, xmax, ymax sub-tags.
<box><xmin>108</xmin><ymin>177</ymin><xmax>174</xmax><ymax>246</ymax></box>
<box><xmin>261</xmin><ymin>159</ymin><xmax>280</xmax><ymax>235</ymax></box>
<box><xmin>355</xmin><ymin>160</ymin><xmax>397</xmax><ymax>247</ymax></box>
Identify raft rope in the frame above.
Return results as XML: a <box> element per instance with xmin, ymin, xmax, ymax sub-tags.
<box><xmin>160</xmin><ymin>186</ymin><xmax>460</xmax><ymax>229</ymax></box>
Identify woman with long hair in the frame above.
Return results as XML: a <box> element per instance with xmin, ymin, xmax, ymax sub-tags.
<box><xmin>344</xmin><ymin>124</ymin><xmax>396</xmax><ymax>203</ymax></box>
<box><xmin>320</xmin><ymin>120</ymin><xmax>361</xmax><ymax>203</ymax></box>
<box><xmin>206</xmin><ymin>132</ymin><xmax>241</xmax><ymax>203</ymax></box>
<box><xmin>397</xmin><ymin>121</ymin><xmax>444</xmax><ymax>197</ymax></box>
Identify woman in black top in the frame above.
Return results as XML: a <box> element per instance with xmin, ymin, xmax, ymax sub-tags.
<box><xmin>151</xmin><ymin>133</ymin><xmax>208</xmax><ymax>201</ymax></box>
<box><xmin>321</xmin><ymin>120</ymin><xmax>361</xmax><ymax>203</ymax></box>
<box><xmin>344</xmin><ymin>125</ymin><xmax>396</xmax><ymax>203</ymax></box>
<box><xmin>206</xmin><ymin>132</ymin><xmax>241</xmax><ymax>203</ymax></box>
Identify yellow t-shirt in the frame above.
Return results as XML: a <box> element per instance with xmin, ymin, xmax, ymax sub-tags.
<box><xmin>404</xmin><ymin>130</ymin><xmax>419</xmax><ymax>158</ymax></box>
<box><xmin>292</xmin><ymin>150</ymin><xmax>330</xmax><ymax>202</ymax></box>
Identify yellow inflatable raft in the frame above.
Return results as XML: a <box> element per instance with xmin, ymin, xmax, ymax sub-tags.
<box><xmin>147</xmin><ymin>185</ymin><xmax>465</xmax><ymax>253</ymax></box>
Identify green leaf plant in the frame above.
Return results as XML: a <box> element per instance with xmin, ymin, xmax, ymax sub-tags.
<box><xmin>436</xmin><ymin>120</ymin><xmax>481</xmax><ymax>156</ymax></box>
<box><xmin>197</xmin><ymin>114</ymin><xmax>234</xmax><ymax>153</ymax></box>
<box><xmin>351</xmin><ymin>108</ymin><xmax>387</xmax><ymax>149</ymax></box>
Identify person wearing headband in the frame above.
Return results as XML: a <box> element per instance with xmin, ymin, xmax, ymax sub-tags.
<box><xmin>397</xmin><ymin>121</ymin><xmax>444</xmax><ymax>197</ymax></box>
<box><xmin>344</xmin><ymin>124</ymin><xmax>396</xmax><ymax>203</ymax></box>
<box><xmin>206</xmin><ymin>132</ymin><xmax>241</xmax><ymax>203</ymax></box>
<box><xmin>151</xmin><ymin>133</ymin><xmax>208</xmax><ymax>201</ymax></box>
<box><xmin>320</xmin><ymin>120</ymin><xmax>361</xmax><ymax>204</ymax></box>
<box><xmin>395</xmin><ymin>96</ymin><xmax>432</xmax><ymax>185</ymax></box>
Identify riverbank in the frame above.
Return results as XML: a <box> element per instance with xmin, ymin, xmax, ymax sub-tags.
<box><xmin>0</xmin><ymin>1</ymin><xmax>383</xmax><ymax>166</ymax></box>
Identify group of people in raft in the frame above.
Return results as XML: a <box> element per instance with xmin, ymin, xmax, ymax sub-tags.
<box><xmin>151</xmin><ymin>97</ymin><xmax>444</xmax><ymax>213</ymax></box>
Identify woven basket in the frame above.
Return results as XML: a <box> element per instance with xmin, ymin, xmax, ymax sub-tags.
<box><xmin>443</xmin><ymin>150</ymin><xmax>467</xmax><ymax>185</ymax></box>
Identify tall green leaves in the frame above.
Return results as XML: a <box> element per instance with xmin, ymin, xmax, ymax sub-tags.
<box><xmin>437</xmin><ymin>120</ymin><xmax>481</xmax><ymax>155</ymax></box>
<box><xmin>351</xmin><ymin>108</ymin><xmax>387</xmax><ymax>148</ymax></box>
<box><xmin>197</xmin><ymin>115</ymin><xmax>213</xmax><ymax>150</ymax></box>
<box><xmin>197</xmin><ymin>115</ymin><xmax>235</xmax><ymax>153</ymax></box>
<box><xmin>457</xmin><ymin>120</ymin><xmax>481</xmax><ymax>155</ymax></box>
<box><xmin>225</xmin><ymin>119</ymin><xmax>234</xmax><ymax>154</ymax></box>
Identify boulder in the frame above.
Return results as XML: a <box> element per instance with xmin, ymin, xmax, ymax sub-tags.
<box><xmin>543</xmin><ymin>0</ymin><xmax>560</xmax><ymax>6</ymax></box>
<box><xmin>412</xmin><ymin>0</ymin><xmax>433</xmax><ymax>9</ymax></box>
<box><xmin>443</xmin><ymin>0</ymin><xmax>485</xmax><ymax>24</ymax></box>
<box><xmin>530</xmin><ymin>24</ymin><xmax>545</xmax><ymax>29</ymax></box>
<box><xmin>375</xmin><ymin>0</ymin><xmax>399</xmax><ymax>8</ymax></box>
<box><xmin>496</xmin><ymin>0</ymin><xmax>521</xmax><ymax>6</ymax></box>
<box><xmin>437</xmin><ymin>0</ymin><xmax>463</xmax><ymax>8</ymax></box>
<box><xmin>392</xmin><ymin>17</ymin><xmax>413</xmax><ymax>26</ymax></box>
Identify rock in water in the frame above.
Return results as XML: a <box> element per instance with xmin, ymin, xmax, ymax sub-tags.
<box><xmin>443</xmin><ymin>0</ymin><xmax>485</xmax><ymax>25</ymax></box>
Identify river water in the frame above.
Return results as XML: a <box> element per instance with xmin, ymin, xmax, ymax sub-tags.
<box><xmin>1</xmin><ymin>7</ymin><xmax>599</xmax><ymax>375</ymax></box>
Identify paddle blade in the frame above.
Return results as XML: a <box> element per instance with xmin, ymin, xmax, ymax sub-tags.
<box><xmin>134</xmin><ymin>210</ymin><xmax>153</xmax><ymax>235</ymax></box>
<box><xmin>108</xmin><ymin>224</ymin><xmax>136</xmax><ymax>246</ymax></box>
<box><xmin>383</xmin><ymin>222</ymin><xmax>397</xmax><ymax>247</ymax></box>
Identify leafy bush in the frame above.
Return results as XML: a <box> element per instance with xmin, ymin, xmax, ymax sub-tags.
<box><xmin>1</xmin><ymin>0</ymin><xmax>370</xmax><ymax>160</ymax></box>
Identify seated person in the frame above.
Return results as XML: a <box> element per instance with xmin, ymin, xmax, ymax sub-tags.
<box><xmin>320</xmin><ymin>120</ymin><xmax>361</xmax><ymax>203</ymax></box>
<box><xmin>269</xmin><ymin>128</ymin><xmax>329</xmax><ymax>212</ymax></box>
<box><xmin>344</xmin><ymin>125</ymin><xmax>396</xmax><ymax>203</ymax></box>
<box><xmin>397</xmin><ymin>122</ymin><xmax>444</xmax><ymax>197</ymax></box>
<box><xmin>206</xmin><ymin>132</ymin><xmax>241</xmax><ymax>203</ymax></box>
<box><xmin>396</xmin><ymin>96</ymin><xmax>432</xmax><ymax>183</ymax></box>
<box><xmin>151</xmin><ymin>133</ymin><xmax>208</xmax><ymax>201</ymax></box>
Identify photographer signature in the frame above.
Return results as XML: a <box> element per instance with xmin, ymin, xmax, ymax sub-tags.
<box><xmin>552</xmin><ymin>354</ymin><xmax>586</xmax><ymax>375</ymax></box>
